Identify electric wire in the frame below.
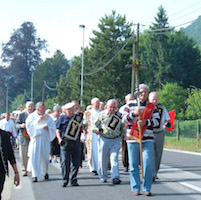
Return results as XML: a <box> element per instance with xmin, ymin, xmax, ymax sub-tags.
<box><xmin>83</xmin><ymin>34</ymin><xmax>134</xmax><ymax>76</ymax></box>
<box><xmin>44</xmin><ymin>81</ymin><xmax>57</xmax><ymax>91</ymax></box>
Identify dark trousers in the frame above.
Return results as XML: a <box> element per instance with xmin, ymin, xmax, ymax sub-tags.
<box><xmin>80</xmin><ymin>142</ymin><xmax>86</xmax><ymax>167</ymax></box>
<box><xmin>0</xmin><ymin>172</ymin><xmax>5</xmax><ymax>200</ymax></box>
<box><xmin>60</xmin><ymin>140</ymin><xmax>81</xmax><ymax>184</ymax></box>
<box><xmin>50</xmin><ymin>137</ymin><xmax>60</xmax><ymax>156</ymax></box>
<box><xmin>121</xmin><ymin>139</ymin><xmax>129</xmax><ymax>169</ymax></box>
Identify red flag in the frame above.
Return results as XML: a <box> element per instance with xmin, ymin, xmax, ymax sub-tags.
<box><xmin>130</xmin><ymin>103</ymin><xmax>155</xmax><ymax>141</ymax></box>
<box><xmin>23</xmin><ymin>129</ymin><xmax>30</xmax><ymax>139</ymax></box>
<box><xmin>166</xmin><ymin>109</ymin><xmax>176</xmax><ymax>132</ymax></box>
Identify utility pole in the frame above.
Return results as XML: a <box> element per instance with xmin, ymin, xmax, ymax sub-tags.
<box><xmin>126</xmin><ymin>23</ymin><xmax>144</xmax><ymax>179</ymax></box>
<box><xmin>42</xmin><ymin>81</ymin><xmax>46</xmax><ymax>102</ymax></box>
<box><xmin>30</xmin><ymin>65</ymin><xmax>35</xmax><ymax>102</ymax></box>
<box><xmin>126</xmin><ymin>24</ymin><xmax>145</xmax><ymax>94</ymax></box>
<box><xmin>79</xmin><ymin>25</ymin><xmax>85</xmax><ymax>108</ymax></box>
<box><xmin>5</xmin><ymin>83</ymin><xmax>8</xmax><ymax>112</ymax></box>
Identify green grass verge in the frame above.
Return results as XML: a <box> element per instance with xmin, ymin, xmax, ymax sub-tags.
<box><xmin>164</xmin><ymin>136</ymin><xmax>201</xmax><ymax>153</ymax></box>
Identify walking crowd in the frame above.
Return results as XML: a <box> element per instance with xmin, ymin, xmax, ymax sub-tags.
<box><xmin>0</xmin><ymin>83</ymin><xmax>171</xmax><ymax>199</ymax></box>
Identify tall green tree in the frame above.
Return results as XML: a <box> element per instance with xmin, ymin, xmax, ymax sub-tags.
<box><xmin>33</xmin><ymin>50</ymin><xmax>70</xmax><ymax>103</ymax></box>
<box><xmin>57</xmin><ymin>11</ymin><xmax>134</xmax><ymax>108</ymax></box>
<box><xmin>167</xmin><ymin>30</ymin><xmax>201</xmax><ymax>89</ymax></box>
<box><xmin>139</xmin><ymin>6</ymin><xmax>201</xmax><ymax>91</ymax></box>
<box><xmin>0</xmin><ymin>22</ymin><xmax>47</xmax><ymax>102</ymax></box>
<box><xmin>140</xmin><ymin>5</ymin><xmax>172</xmax><ymax>90</ymax></box>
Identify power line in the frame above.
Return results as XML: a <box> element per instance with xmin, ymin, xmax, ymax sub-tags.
<box><xmin>24</xmin><ymin>89</ymin><xmax>43</xmax><ymax>100</ymax></box>
<box><xmin>44</xmin><ymin>81</ymin><xmax>57</xmax><ymax>91</ymax></box>
<box><xmin>169</xmin><ymin>0</ymin><xmax>201</xmax><ymax>17</ymax></box>
<box><xmin>141</xmin><ymin>1</ymin><xmax>201</xmax><ymax>29</ymax></box>
<box><xmin>82</xmin><ymin>17</ymin><xmax>197</xmax><ymax>76</ymax></box>
<box><xmin>170</xmin><ymin>6</ymin><xmax>201</xmax><ymax>22</ymax></box>
<box><xmin>83</xmin><ymin>34</ymin><xmax>134</xmax><ymax>76</ymax></box>
<box><xmin>89</xmin><ymin>43</ymin><xmax>118</xmax><ymax>70</ymax></box>
<box><xmin>143</xmin><ymin>19</ymin><xmax>196</xmax><ymax>34</ymax></box>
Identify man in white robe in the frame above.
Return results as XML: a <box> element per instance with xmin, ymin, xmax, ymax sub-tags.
<box><xmin>26</xmin><ymin>102</ymin><xmax>56</xmax><ymax>182</ymax></box>
<box><xmin>84</xmin><ymin>97</ymin><xmax>100</xmax><ymax>175</ymax></box>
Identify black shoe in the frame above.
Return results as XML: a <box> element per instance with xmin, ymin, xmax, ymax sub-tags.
<box><xmin>112</xmin><ymin>178</ymin><xmax>122</xmax><ymax>184</ymax></box>
<box><xmin>91</xmin><ymin>170</ymin><xmax>98</xmax><ymax>176</ymax></box>
<box><xmin>62</xmin><ymin>183</ymin><xmax>68</xmax><ymax>187</ymax></box>
<box><xmin>71</xmin><ymin>182</ymin><xmax>79</xmax><ymax>186</ymax></box>
<box><xmin>144</xmin><ymin>191</ymin><xmax>152</xmax><ymax>196</ymax></box>
<box><xmin>44</xmin><ymin>173</ymin><xmax>49</xmax><ymax>180</ymax></box>
<box><xmin>124</xmin><ymin>168</ymin><xmax>129</xmax><ymax>172</ymax></box>
<box><xmin>32</xmin><ymin>177</ymin><xmax>38</xmax><ymax>183</ymax></box>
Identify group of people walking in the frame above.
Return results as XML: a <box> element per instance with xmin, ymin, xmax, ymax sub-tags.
<box><xmin>0</xmin><ymin>83</ymin><xmax>171</xmax><ymax>198</ymax></box>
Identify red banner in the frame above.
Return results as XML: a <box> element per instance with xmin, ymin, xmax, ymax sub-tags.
<box><xmin>166</xmin><ymin>109</ymin><xmax>176</xmax><ymax>132</ymax></box>
<box><xmin>23</xmin><ymin>129</ymin><xmax>30</xmax><ymax>139</ymax></box>
<box><xmin>130</xmin><ymin>103</ymin><xmax>155</xmax><ymax>141</ymax></box>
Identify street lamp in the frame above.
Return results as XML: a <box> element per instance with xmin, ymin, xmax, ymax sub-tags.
<box><xmin>79</xmin><ymin>24</ymin><xmax>85</xmax><ymax>108</ymax></box>
<box><xmin>30</xmin><ymin>65</ymin><xmax>35</xmax><ymax>102</ymax></box>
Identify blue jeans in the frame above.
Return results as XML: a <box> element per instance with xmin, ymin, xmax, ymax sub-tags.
<box><xmin>98</xmin><ymin>136</ymin><xmax>121</xmax><ymax>181</ymax></box>
<box><xmin>127</xmin><ymin>141</ymin><xmax>154</xmax><ymax>192</ymax></box>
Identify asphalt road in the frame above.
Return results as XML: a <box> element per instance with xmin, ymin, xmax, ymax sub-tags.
<box><xmin>2</xmin><ymin>149</ymin><xmax>201</xmax><ymax>200</ymax></box>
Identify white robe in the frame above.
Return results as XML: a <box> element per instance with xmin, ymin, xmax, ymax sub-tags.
<box><xmin>26</xmin><ymin>111</ymin><xmax>56</xmax><ymax>178</ymax></box>
<box><xmin>89</xmin><ymin>109</ymin><xmax>100</xmax><ymax>172</ymax></box>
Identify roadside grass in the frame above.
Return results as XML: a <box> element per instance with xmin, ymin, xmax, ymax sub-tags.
<box><xmin>164</xmin><ymin>136</ymin><xmax>201</xmax><ymax>153</ymax></box>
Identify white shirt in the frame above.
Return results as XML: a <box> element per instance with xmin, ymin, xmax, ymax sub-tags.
<box><xmin>0</xmin><ymin>118</ymin><xmax>17</xmax><ymax>137</ymax></box>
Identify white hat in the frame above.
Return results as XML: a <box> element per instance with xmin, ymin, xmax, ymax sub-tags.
<box><xmin>53</xmin><ymin>104</ymin><xmax>61</xmax><ymax>111</ymax></box>
<box><xmin>63</xmin><ymin>102</ymin><xmax>74</xmax><ymax>109</ymax></box>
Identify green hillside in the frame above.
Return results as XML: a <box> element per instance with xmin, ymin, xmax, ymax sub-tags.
<box><xmin>184</xmin><ymin>15</ymin><xmax>201</xmax><ymax>46</ymax></box>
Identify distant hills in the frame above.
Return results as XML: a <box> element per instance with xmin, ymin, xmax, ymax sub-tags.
<box><xmin>183</xmin><ymin>15</ymin><xmax>201</xmax><ymax>46</ymax></box>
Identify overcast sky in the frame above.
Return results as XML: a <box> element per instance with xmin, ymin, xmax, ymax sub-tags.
<box><xmin>0</xmin><ymin>0</ymin><xmax>201</xmax><ymax>61</ymax></box>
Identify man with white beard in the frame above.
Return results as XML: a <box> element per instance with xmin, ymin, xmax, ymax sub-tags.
<box><xmin>26</xmin><ymin>102</ymin><xmax>56</xmax><ymax>182</ymax></box>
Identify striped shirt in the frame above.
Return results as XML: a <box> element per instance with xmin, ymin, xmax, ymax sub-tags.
<box><xmin>122</xmin><ymin>100</ymin><xmax>160</xmax><ymax>142</ymax></box>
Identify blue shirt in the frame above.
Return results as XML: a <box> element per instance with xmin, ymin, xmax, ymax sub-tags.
<box><xmin>56</xmin><ymin>114</ymin><xmax>72</xmax><ymax>137</ymax></box>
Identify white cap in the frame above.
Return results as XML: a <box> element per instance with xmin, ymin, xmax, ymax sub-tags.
<box><xmin>63</xmin><ymin>102</ymin><xmax>74</xmax><ymax>109</ymax></box>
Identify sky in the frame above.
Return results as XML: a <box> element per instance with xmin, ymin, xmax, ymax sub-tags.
<box><xmin>0</xmin><ymin>0</ymin><xmax>201</xmax><ymax>62</ymax></box>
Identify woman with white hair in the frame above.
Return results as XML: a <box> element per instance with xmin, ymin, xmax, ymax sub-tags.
<box><xmin>49</xmin><ymin>104</ymin><xmax>62</xmax><ymax>163</ymax></box>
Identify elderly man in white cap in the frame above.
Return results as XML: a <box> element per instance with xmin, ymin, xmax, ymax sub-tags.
<box><xmin>56</xmin><ymin>102</ymin><xmax>83</xmax><ymax>187</ymax></box>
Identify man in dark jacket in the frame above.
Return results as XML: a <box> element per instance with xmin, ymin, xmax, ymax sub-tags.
<box><xmin>0</xmin><ymin>129</ymin><xmax>20</xmax><ymax>200</ymax></box>
<box><xmin>15</xmin><ymin>101</ymin><xmax>34</xmax><ymax>176</ymax></box>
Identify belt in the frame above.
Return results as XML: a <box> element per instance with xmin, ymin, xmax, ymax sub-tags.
<box><xmin>102</xmin><ymin>135</ymin><xmax>120</xmax><ymax>139</ymax></box>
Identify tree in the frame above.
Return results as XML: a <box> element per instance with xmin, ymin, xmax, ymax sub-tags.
<box><xmin>1</xmin><ymin>22</ymin><xmax>47</xmax><ymax>101</ymax></box>
<box><xmin>185</xmin><ymin>87</ymin><xmax>201</xmax><ymax>120</ymax></box>
<box><xmin>139</xmin><ymin>6</ymin><xmax>201</xmax><ymax>91</ymax></box>
<box><xmin>167</xmin><ymin>30</ymin><xmax>201</xmax><ymax>89</ymax></box>
<box><xmin>11</xmin><ymin>94</ymin><xmax>25</xmax><ymax>111</ymax></box>
<box><xmin>44</xmin><ymin>96</ymin><xmax>59</xmax><ymax>110</ymax></box>
<box><xmin>33</xmin><ymin>50</ymin><xmax>70</xmax><ymax>103</ymax></box>
<box><xmin>139</xmin><ymin>5</ymin><xmax>172</xmax><ymax>90</ymax></box>
<box><xmin>57</xmin><ymin>11</ymin><xmax>134</xmax><ymax>108</ymax></box>
<box><xmin>157</xmin><ymin>83</ymin><xmax>187</xmax><ymax>119</ymax></box>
